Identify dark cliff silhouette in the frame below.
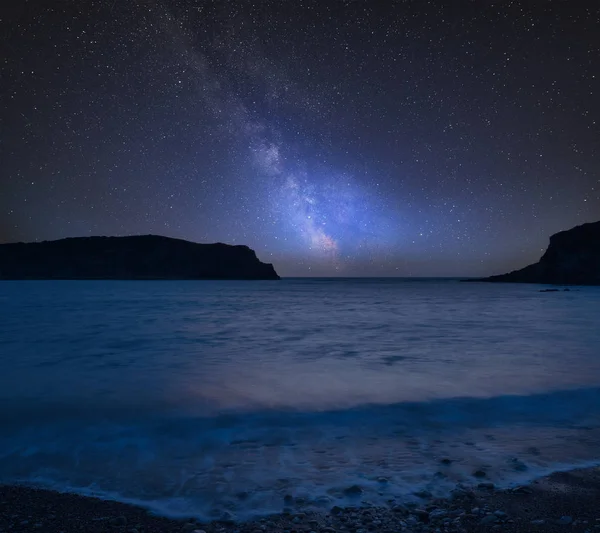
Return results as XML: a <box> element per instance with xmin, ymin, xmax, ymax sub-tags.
<box><xmin>0</xmin><ymin>235</ymin><xmax>280</xmax><ymax>280</ymax></box>
<box><xmin>473</xmin><ymin>221</ymin><xmax>600</xmax><ymax>285</ymax></box>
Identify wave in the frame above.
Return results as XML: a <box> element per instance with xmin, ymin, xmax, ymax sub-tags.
<box><xmin>2</xmin><ymin>386</ymin><xmax>600</xmax><ymax>520</ymax></box>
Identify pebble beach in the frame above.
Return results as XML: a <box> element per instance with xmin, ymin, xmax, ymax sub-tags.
<box><xmin>3</xmin><ymin>466</ymin><xmax>600</xmax><ymax>533</ymax></box>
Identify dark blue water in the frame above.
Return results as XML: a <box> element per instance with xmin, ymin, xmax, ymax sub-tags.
<box><xmin>1</xmin><ymin>279</ymin><xmax>600</xmax><ymax>519</ymax></box>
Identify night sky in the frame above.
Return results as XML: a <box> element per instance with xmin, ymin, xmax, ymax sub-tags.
<box><xmin>2</xmin><ymin>1</ymin><xmax>599</xmax><ymax>277</ymax></box>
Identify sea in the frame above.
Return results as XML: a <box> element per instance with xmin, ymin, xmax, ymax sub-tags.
<box><xmin>1</xmin><ymin>278</ymin><xmax>600</xmax><ymax>520</ymax></box>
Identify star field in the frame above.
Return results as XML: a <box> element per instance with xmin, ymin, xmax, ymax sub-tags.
<box><xmin>2</xmin><ymin>0</ymin><xmax>599</xmax><ymax>276</ymax></box>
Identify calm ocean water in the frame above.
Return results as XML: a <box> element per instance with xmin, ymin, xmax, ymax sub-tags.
<box><xmin>1</xmin><ymin>278</ymin><xmax>600</xmax><ymax>519</ymax></box>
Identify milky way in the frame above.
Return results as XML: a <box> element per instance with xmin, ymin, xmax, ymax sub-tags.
<box><xmin>2</xmin><ymin>1</ymin><xmax>599</xmax><ymax>275</ymax></box>
<box><xmin>158</xmin><ymin>11</ymin><xmax>402</xmax><ymax>273</ymax></box>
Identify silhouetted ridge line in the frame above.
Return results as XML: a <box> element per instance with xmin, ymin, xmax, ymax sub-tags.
<box><xmin>0</xmin><ymin>235</ymin><xmax>280</xmax><ymax>280</ymax></box>
<box><xmin>466</xmin><ymin>221</ymin><xmax>600</xmax><ymax>286</ymax></box>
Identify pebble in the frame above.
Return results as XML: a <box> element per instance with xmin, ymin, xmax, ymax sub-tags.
<box><xmin>414</xmin><ymin>489</ymin><xmax>433</xmax><ymax>499</ymax></box>
<box><xmin>478</xmin><ymin>482</ymin><xmax>495</xmax><ymax>490</ymax></box>
<box><xmin>480</xmin><ymin>514</ymin><xmax>498</xmax><ymax>525</ymax></box>
<box><xmin>450</xmin><ymin>487</ymin><xmax>473</xmax><ymax>500</ymax></box>
<box><xmin>473</xmin><ymin>470</ymin><xmax>487</xmax><ymax>478</ymax></box>
<box><xmin>343</xmin><ymin>485</ymin><xmax>363</xmax><ymax>495</ymax></box>
<box><xmin>557</xmin><ymin>516</ymin><xmax>573</xmax><ymax>525</ymax></box>
<box><xmin>110</xmin><ymin>515</ymin><xmax>127</xmax><ymax>527</ymax></box>
<box><xmin>510</xmin><ymin>485</ymin><xmax>533</xmax><ymax>494</ymax></box>
<box><xmin>392</xmin><ymin>504</ymin><xmax>409</xmax><ymax>515</ymax></box>
<box><xmin>511</xmin><ymin>458</ymin><xmax>528</xmax><ymax>472</ymax></box>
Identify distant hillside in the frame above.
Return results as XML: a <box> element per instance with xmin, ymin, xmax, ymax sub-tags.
<box><xmin>0</xmin><ymin>235</ymin><xmax>280</xmax><ymax>280</ymax></box>
<box><xmin>473</xmin><ymin>221</ymin><xmax>600</xmax><ymax>286</ymax></box>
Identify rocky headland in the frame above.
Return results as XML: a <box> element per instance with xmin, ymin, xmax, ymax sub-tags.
<box><xmin>472</xmin><ymin>221</ymin><xmax>600</xmax><ymax>285</ymax></box>
<box><xmin>0</xmin><ymin>235</ymin><xmax>280</xmax><ymax>280</ymax></box>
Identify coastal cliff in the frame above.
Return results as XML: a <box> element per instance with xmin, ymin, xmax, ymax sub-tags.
<box><xmin>478</xmin><ymin>221</ymin><xmax>600</xmax><ymax>285</ymax></box>
<box><xmin>0</xmin><ymin>235</ymin><xmax>280</xmax><ymax>280</ymax></box>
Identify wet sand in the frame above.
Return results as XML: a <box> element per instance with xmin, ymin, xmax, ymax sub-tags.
<box><xmin>2</xmin><ymin>467</ymin><xmax>600</xmax><ymax>532</ymax></box>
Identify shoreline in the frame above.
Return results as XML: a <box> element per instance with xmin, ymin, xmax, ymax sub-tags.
<box><xmin>3</xmin><ymin>467</ymin><xmax>600</xmax><ymax>532</ymax></box>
